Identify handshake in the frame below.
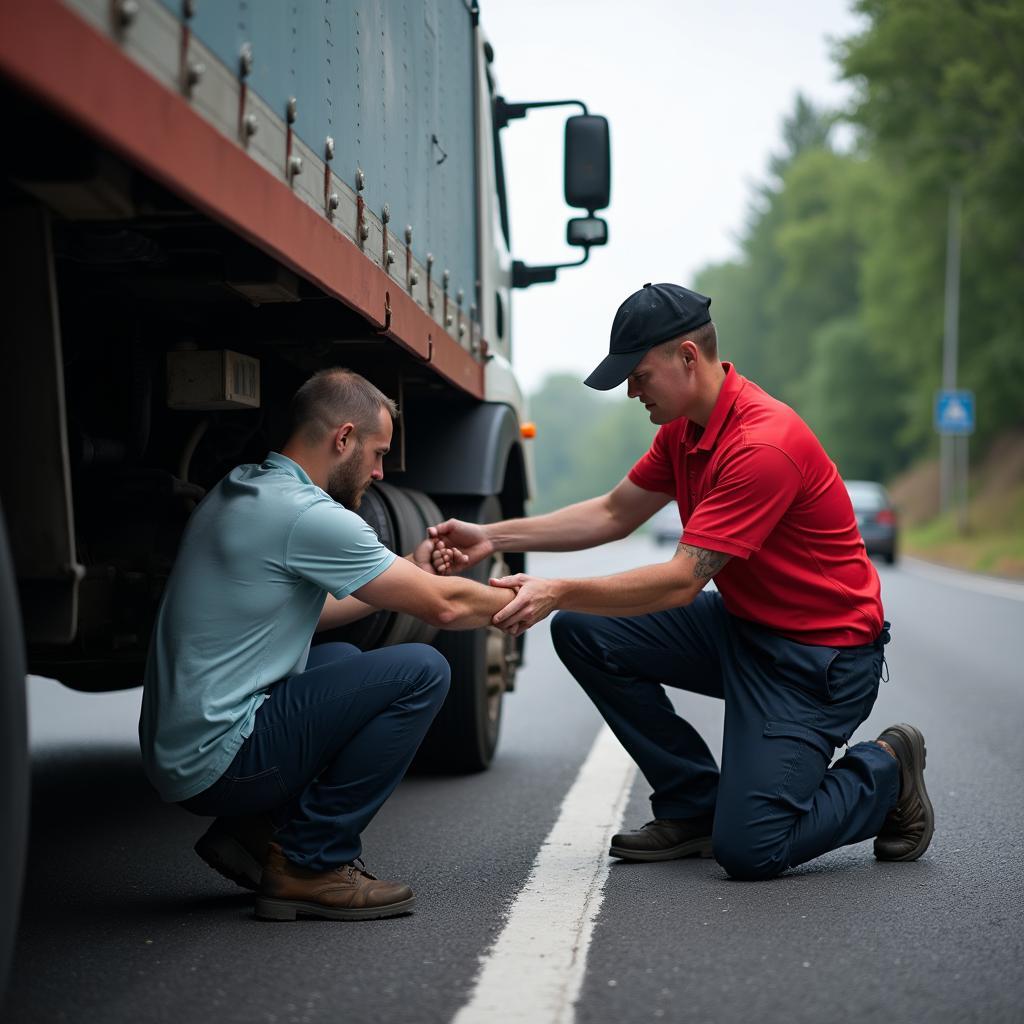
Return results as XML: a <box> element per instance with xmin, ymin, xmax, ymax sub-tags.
<box><xmin>418</xmin><ymin>517</ymin><xmax>557</xmax><ymax>638</ymax></box>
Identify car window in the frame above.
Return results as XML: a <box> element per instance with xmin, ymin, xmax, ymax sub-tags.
<box><xmin>844</xmin><ymin>481</ymin><xmax>887</xmax><ymax>511</ymax></box>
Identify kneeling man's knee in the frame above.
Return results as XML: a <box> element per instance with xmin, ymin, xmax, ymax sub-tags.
<box><xmin>713</xmin><ymin>832</ymin><xmax>787</xmax><ymax>882</ymax></box>
<box><xmin>550</xmin><ymin>610</ymin><xmax>588</xmax><ymax>660</ymax></box>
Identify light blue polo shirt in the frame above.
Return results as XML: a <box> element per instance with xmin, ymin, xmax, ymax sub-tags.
<box><xmin>139</xmin><ymin>452</ymin><xmax>396</xmax><ymax>802</ymax></box>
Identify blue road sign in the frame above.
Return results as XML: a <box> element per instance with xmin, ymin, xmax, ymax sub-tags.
<box><xmin>935</xmin><ymin>390</ymin><xmax>975</xmax><ymax>435</ymax></box>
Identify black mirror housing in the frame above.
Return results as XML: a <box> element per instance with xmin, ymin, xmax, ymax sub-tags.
<box><xmin>565</xmin><ymin>114</ymin><xmax>610</xmax><ymax>211</ymax></box>
<box><xmin>567</xmin><ymin>216</ymin><xmax>608</xmax><ymax>248</ymax></box>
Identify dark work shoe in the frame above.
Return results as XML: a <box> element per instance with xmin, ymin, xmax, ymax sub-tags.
<box><xmin>255</xmin><ymin>843</ymin><xmax>415</xmax><ymax>921</ymax></box>
<box><xmin>609</xmin><ymin>817</ymin><xmax>714</xmax><ymax>862</ymax></box>
<box><xmin>194</xmin><ymin>815</ymin><xmax>275</xmax><ymax>890</ymax></box>
<box><xmin>873</xmin><ymin>724</ymin><xmax>935</xmax><ymax>862</ymax></box>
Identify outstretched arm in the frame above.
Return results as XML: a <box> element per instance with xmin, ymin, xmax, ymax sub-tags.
<box><xmin>317</xmin><ymin>535</ymin><xmax>467</xmax><ymax>631</ymax></box>
<box><xmin>352</xmin><ymin>553</ymin><xmax>516</xmax><ymax>630</ymax></box>
<box><xmin>429</xmin><ymin>478</ymin><xmax>672</xmax><ymax>571</ymax></box>
<box><xmin>488</xmin><ymin>542</ymin><xmax>731</xmax><ymax>636</ymax></box>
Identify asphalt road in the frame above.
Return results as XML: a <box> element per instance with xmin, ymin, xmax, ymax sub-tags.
<box><xmin>4</xmin><ymin>538</ymin><xmax>1023</xmax><ymax>1023</ymax></box>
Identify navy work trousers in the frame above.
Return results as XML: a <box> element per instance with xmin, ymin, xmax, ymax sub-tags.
<box><xmin>551</xmin><ymin>592</ymin><xmax>898</xmax><ymax>880</ymax></box>
<box><xmin>181</xmin><ymin>642</ymin><xmax>450</xmax><ymax>870</ymax></box>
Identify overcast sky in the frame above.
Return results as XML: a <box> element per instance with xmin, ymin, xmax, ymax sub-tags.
<box><xmin>479</xmin><ymin>0</ymin><xmax>864</xmax><ymax>395</ymax></box>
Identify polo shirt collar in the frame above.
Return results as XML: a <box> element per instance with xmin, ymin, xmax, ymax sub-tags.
<box><xmin>263</xmin><ymin>451</ymin><xmax>315</xmax><ymax>485</ymax></box>
<box><xmin>683</xmin><ymin>362</ymin><xmax>745</xmax><ymax>453</ymax></box>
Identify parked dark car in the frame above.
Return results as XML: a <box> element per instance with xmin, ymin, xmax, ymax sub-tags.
<box><xmin>844</xmin><ymin>480</ymin><xmax>898</xmax><ymax>564</ymax></box>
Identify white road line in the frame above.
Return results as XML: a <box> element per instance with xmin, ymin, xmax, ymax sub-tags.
<box><xmin>453</xmin><ymin>726</ymin><xmax>637</xmax><ymax>1024</ymax></box>
<box><xmin>902</xmin><ymin>557</ymin><xmax>1024</xmax><ymax>603</ymax></box>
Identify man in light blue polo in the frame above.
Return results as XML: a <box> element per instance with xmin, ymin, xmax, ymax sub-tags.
<box><xmin>140</xmin><ymin>368</ymin><xmax>511</xmax><ymax>921</ymax></box>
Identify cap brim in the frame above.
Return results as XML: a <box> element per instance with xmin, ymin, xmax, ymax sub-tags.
<box><xmin>583</xmin><ymin>350</ymin><xmax>645</xmax><ymax>391</ymax></box>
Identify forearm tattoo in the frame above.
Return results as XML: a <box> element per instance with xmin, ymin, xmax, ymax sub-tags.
<box><xmin>677</xmin><ymin>543</ymin><xmax>730</xmax><ymax>583</ymax></box>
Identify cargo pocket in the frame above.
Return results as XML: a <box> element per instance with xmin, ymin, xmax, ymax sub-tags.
<box><xmin>763</xmin><ymin>720</ymin><xmax>834</xmax><ymax>806</ymax></box>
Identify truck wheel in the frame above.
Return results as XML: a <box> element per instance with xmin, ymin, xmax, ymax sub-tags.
<box><xmin>0</xmin><ymin>503</ymin><xmax>28</xmax><ymax>995</ymax></box>
<box><xmin>417</xmin><ymin>495</ymin><xmax>517</xmax><ymax>772</ymax></box>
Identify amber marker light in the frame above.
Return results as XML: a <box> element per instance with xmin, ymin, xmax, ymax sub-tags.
<box><xmin>520</xmin><ymin>422</ymin><xmax>537</xmax><ymax>439</ymax></box>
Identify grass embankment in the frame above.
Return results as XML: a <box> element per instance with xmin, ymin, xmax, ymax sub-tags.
<box><xmin>888</xmin><ymin>431</ymin><xmax>1024</xmax><ymax>579</ymax></box>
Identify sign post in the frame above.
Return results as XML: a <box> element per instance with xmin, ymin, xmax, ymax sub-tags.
<box><xmin>939</xmin><ymin>187</ymin><xmax>968</xmax><ymax>534</ymax></box>
<box><xmin>934</xmin><ymin>389</ymin><xmax>974</xmax><ymax>534</ymax></box>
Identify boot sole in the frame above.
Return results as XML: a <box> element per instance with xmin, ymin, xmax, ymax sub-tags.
<box><xmin>254</xmin><ymin>895</ymin><xmax>417</xmax><ymax>921</ymax></box>
<box><xmin>875</xmin><ymin>723</ymin><xmax>935</xmax><ymax>862</ymax></box>
<box><xmin>194</xmin><ymin>833</ymin><xmax>262</xmax><ymax>891</ymax></box>
<box><xmin>609</xmin><ymin>837</ymin><xmax>714</xmax><ymax>863</ymax></box>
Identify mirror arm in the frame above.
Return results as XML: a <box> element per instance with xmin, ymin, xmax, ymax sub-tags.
<box><xmin>512</xmin><ymin>249</ymin><xmax>590</xmax><ymax>290</ymax></box>
<box><xmin>495</xmin><ymin>97</ymin><xmax>589</xmax><ymax>130</ymax></box>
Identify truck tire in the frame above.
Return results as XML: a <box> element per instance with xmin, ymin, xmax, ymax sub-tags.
<box><xmin>0</xmin><ymin>503</ymin><xmax>28</xmax><ymax>996</ymax></box>
<box><xmin>323</xmin><ymin>484</ymin><xmax>397</xmax><ymax>651</ymax></box>
<box><xmin>319</xmin><ymin>484</ymin><xmax>442</xmax><ymax>651</ymax></box>
<box><xmin>373</xmin><ymin>484</ymin><xmax>439</xmax><ymax>647</ymax></box>
<box><xmin>416</xmin><ymin>495</ymin><xmax>517</xmax><ymax>772</ymax></box>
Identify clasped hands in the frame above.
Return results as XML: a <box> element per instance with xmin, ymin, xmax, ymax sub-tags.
<box><xmin>423</xmin><ymin>519</ymin><xmax>558</xmax><ymax>637</ymax></box>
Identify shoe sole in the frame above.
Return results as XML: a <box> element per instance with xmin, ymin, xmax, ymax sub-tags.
<box><xmin>194</xmin><ymin>833</ymin><xmax>262</xmax><ymax>891</ymax></box>
<box><xmin>254</xmin><ymin>896</ymin><xmax>417</xmax><ymax>921</ymax></box>
<box><xmin>608</xmin><ymin>837</ymin><xmax>714</xmax><ymax>863</ymax></box>
<box><xmin>876</xmin><ymin>723</ymin><xmax>935</xmax><ymax>862</ymax></box>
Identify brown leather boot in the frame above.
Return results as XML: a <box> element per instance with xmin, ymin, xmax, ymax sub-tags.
<box><xmin>194</xmin><ymin>815</ymin><xmax>275</xmax><ymax>890</ymax></box>
<box><xmin>255</xmin><ymin>842</ymin><xmax>415</xmax><ymax>921</ymax></box>
<box><xmin>873</xmin><ymin>723</ymin><xmax>935</xmax><ymax>862</ymax></box>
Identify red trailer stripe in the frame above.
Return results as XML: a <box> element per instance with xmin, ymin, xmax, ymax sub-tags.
<box><xmin>0</xmin><ymin>0</ymin><xmax>484</xmax><ymax>399</ymax></box>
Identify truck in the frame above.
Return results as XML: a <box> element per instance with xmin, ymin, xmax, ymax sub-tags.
<box><xmin>0</xmin><ymin>0</ymin><xmax>611</xmax><ymax>990</ymax></box>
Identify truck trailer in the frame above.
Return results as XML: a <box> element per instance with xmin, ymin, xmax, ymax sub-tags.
<box><xmin>0</xmin><ymin>0</ymin><xmax>610</xmax><ymax>990</ymax></box>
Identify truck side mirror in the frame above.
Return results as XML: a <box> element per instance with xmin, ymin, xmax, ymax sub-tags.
<box><xmin>506</xmin><ymin>103</ymin><xmax>612</xmax><ymax>288</ymax></box>
<box><xmin>567</xmin><ymin>217</ymin><xmax>608</xmax><ymax>249</ymax></box>
<box><xmin>565</xmin><ymin>115</ymin><xmax>610</xmax><ymax>212</ymax></box>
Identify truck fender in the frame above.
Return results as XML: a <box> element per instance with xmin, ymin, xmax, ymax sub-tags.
<box><xmin>398</xmin><ymin>401</ymin><xmax>526</xmax><ymax>500</ymax></box>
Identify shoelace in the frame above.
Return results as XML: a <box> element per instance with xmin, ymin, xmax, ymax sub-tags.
<box><xmin>343</xmin><ymin>857</ymin><xmax>378</xmax><ymax>881</ymax></box>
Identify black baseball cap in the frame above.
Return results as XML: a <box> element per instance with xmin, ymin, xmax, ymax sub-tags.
<box><xmin>584</xmin><ymin>282</ymin><xmax>712</xmax><ymax>390</ymax></box>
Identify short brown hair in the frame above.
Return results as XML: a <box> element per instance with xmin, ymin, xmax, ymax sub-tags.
<box><xmin>288</xmin><ymin>368</ymin><xmax>398</xmax><ymax>444</ymax></box>
<box><xmin>689</xmin><ymin>320</ymin><xmax>718</xmax><ymax>358</ymax></box>
<box><xmin>658</xmin><ymin>321</ymin><xmax>718</xmax><ymax>359</ymax></box>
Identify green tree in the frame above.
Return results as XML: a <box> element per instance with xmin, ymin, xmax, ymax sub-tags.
<box><xmin>799</xmin><ymin>315</ymin><xmax>904</xmax><ymax>480</ymax></box>
<box><xmin>697</xmin><ymin>96</ymin><xmax>882</xmax><ymax>432</ymax></box>
<box><xmin>766</xmin><ymin>147</ymin><xmax>881</xmax><ymax>407</ymax></box>
<box><xmin>697</xmin><ymin>95</ymin><xmax>837</xmax><ymax>398</ymax></box>
<box><xmin>529</xmin><ymin>374</ymin><xmax>656</xmax><ymax>514</ymax></box>
<box><xmin>566</xmin><ymin>400</ymin><xmax>658</xmax><ymax>509</ymax></box>
<box><xmin>840</xmin><ymin>0</ymin><xmax>1024</xmax><ymax>451</ymax></box>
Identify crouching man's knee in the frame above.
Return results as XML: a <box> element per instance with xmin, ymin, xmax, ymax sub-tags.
<box><xmin>404</xmin><ymin>643</ymin><xmax>451</xmax><ymax>706</ymax></box>
<box><xmin>713</xmin><ymin>832</ymin><xmax>788</xmax><ymax>882</ymax></box>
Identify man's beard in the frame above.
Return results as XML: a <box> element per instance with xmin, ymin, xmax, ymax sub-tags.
<box><xmin>326</xmin><ymin>451</ymin><xmax>371</xmax><ymax>509</ymax></box>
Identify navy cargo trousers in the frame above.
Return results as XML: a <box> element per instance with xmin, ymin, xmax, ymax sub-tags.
<box><xmin>181</xmin><ymin>642</ymin><xmax>450</xmax><ymax>870</ymax></box>
<box><xmin>551</xmin><ymin>592</ymin><xmax>898</xmax><ymax>880</ymax></box>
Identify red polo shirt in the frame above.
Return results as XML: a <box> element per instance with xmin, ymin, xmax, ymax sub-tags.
<box><xmin>628</xmin><ymin>364</ymin><xmax>883</xmax><ymax>646</ymax></box>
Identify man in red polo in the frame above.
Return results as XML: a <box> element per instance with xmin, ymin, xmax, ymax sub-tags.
<box><xmin>430</xmin><ymin>283</ymin><xmax>934</xmax><ymax>879</ymax></box>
